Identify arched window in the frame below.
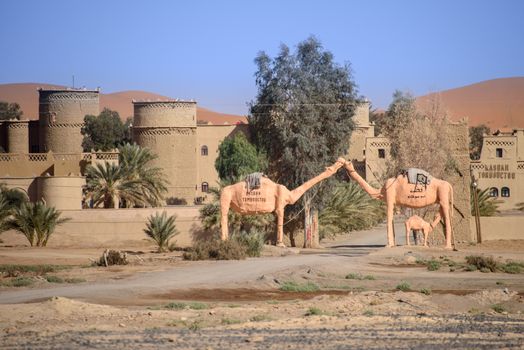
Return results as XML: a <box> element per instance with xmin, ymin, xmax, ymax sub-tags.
<box><xmin>489</xmin><ymin>187</ymin><xmax>499</xmax><ymax>197</ymax></box>
<box><xmin>501</xmin><ymin>187</ymin><xmax>510</xmax><ymax>197</ymax></box>
<box><xmin>201</xmin><ymin>182</ymin><xmax>209</xmax><ymax>193</ymax></box>
<box><xmin>201</xmin><ymin>145</ymin><xmax>208</xmax><ymax>156</ymax></box>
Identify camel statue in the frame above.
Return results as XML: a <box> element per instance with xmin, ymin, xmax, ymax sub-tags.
<box><xmin>405</xmin><ymin>214</ymin><xmax>441</xmax><ymax>247</ymax></box>
<box><xmin>343</xmin><ymin>160</ymin><xmax>454</xmax><ymax>249</ymax></box>
<box><xmin>220</xmin><ymin>158</ymin><xmax>346</xmax><ymax>247</ymax></box>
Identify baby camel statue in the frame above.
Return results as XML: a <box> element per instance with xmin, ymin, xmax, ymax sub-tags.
<box><xmin>220</xmin><ymin>158</ymin><xmax>346</xmax><ymax>247</ymax></box>
<box><xmin>343</xmin><ymin>160</ymin><xmax>454</xmax><ymax>249</ymax></box>
<box><xmin>405</xmin><ymin>214</ymin><xmax>441</xmax><ymax>247</ymax></box>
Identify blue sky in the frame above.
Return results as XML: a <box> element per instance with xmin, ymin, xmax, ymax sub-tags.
<box><xmin>0</xmin><ymin>0</ymin><xmax>523</xmax><ymax>114</ymax></box>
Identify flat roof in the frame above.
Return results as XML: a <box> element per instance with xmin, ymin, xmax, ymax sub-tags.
<box><xmin>132</xmin><ymin>99</ymin><xmax>197</xmax><ymax>104</ymax></box>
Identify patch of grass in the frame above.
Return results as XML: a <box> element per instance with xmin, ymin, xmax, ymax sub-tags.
<box><xmin>45</xmin><ymin>275</ymin><xmax>64</xmax><ymax>283</ymax></box>
<box><xmin>426</xmin><ymin>260</ymin><xmax>441</xmax><ymax>271</ymax></box>
<box><xmin>362</xmin><ymin>309</ymin><xmax>374</xmax><ymax>317</ymax></box>
<box><xmin>279</xmin><ymin>281</ymin><xmax>320</xmax><ymax>292</ymax></box>
<box><xmin>227</xmin><ymin>304</ymin><xmax>241</xmax><ymax>308</ymax></box>
<box><xmin>420</xmin><ymin>288</ymin><xmax>432</xmax><ymax>295</ymax></box>
<box><xmin>465</xmin><ymin>264</ymin><xmax>477</xmax><ymax>272</ymax></box>
<box><xmin>345</xmin><ymin>273</ymin><xmax>375</xmax><ymax>280</ymax></box>
<box><xmin>499</xmin><ymin>262</ymin><xmax>524</xmax><ymax>274</ymax></box>
<box><xmin>3</xmin><ymin>276</ymin><xmax>34</xmax><ymax>287</ymax></box>
<box><xmin>491</xmin><ymin>304</ymin><xmax>506</xmax><ymax>314</ymax></box>
<box><xmin>0</xmin><ymin>264</ymin><xmax>71</xmax><ymax>277</ymax></box>
<box><xmin>305</xmin><ymin>307</ymin><xmax>325</xmax><ymax>316</ymax></box>
<box><xmin>395</xmin><ymin>281</ymin><xmax>411</xmax><ymax>292</ymax></box>
<box><xmin>187</xmin><ymin>320</ymin><xmax>202</xmax><ymax>331</ymax></box>
<box><xmin>188</xmin><ymin>302</ymin><xmax>209</xmax><ymax>310</ymax></box>
<box><xmin>465</xmin><ymin>255</ymin><xmax>497</xmax><ymax>272</ymax></box>
<box><xmin>221</xmin><ymin>318</ymin><xmax>241</xmax><ymax>325</ymax></box>
<box><xmin>164</xmin><ymin>302</ymin><xmax>187</xmax><ymax>310</ymax></box>
<box><xmin>250</xmin><ymin>314</ymin><xmax>271</xmax><ymax>322</ymax></box>
<box><xmin>65</xmin><ymin>277</ymin><xmax>86</xmax><ymax>284</ymax></box>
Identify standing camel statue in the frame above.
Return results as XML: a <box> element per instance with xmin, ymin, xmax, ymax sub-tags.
<box><xmin>220</xmin><ymin>158</ymin><xmax>346</xmax><ymax>247</ymax></box>
<box><xmin>343</xmin><ymin>160</ymin><xmax>454</xmax><ymax>249</ymax></box>
<box><xmin>404</xmin><ymin>214</ymin><xmax>441</xmax><ymax>247</ymax></box>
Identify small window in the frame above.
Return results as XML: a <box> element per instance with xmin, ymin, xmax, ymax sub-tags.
<box><xmin>501</xmin><ymin>187</ymin><xmax>510</xmax><ymax>197</ymax></box>
<box><xmin>201</xmin><ymin>182</ymin><xmax>209</xmax><ymax>193</ymax></box>
<box><xmin>496</xmin><ymin>148</ymin><xmax>503</xmax><ymax>158</ymax></box>
<box><xmin>201</xmin><ymin>145</ymin><xmax>208</xmax><ymax>156</ymax></box>
<box><xmin>378</xmin><ymin>149</ymin><xmax>385</xmax><ymax>159</ymax></box>
<box><xmin>489</xmin><ymin>187</ymin><xmax>499</xmax><ymax>197</ymax></box>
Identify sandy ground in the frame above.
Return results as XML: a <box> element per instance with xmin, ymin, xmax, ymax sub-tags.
<box><xmin>1</xmin><ymin>224</ymin><xmax>523</xmax><ymax>348</ymax></box>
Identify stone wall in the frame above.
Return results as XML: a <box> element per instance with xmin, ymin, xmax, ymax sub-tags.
<box><xmin>470</xmin><ymin>216</ymin><xmax>524</xmax><ymax>241</ymax></box>
<box><xmin>0</xmin><ymin>207</ymin><xmax>207</xmax><ymax>248</ymax></box>
<box><xmin>133</xmin><ymin>101</ymin><xmax>198</xmax><ymax>204</ymax></box>
<box><xmin>39</xmin><ymin>89</ymin><xmax>99</xmax><ymax>153</ymax></box>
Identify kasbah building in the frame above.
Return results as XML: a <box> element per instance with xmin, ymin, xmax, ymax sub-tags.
<box><xmin>0</xmin><ymin>87</ymin><xmax>522</xmax><ymax>245</ymax></box>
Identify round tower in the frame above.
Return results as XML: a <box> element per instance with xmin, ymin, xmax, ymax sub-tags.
<box><xmin>6</xmin><ymin>119</ymin><xmax>29</xmax><ymax>153</ymax></box>
<box><xmin>38</xmin><ymin>88</ymin><xmax>100</xmax><ymax>153</ymax></box>
<box><xmin>37</xmin><ymin>175</ymin><xmax>86</xmax><ymax>210</ymax></box>
<box><xmin>132</xmin><ymin>100</ymin><xmax>197</xmax><ymax>204</ymax></box>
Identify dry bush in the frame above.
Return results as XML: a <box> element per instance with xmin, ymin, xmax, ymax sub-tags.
<box><xmin>97</xmin><ymin>249</ymin><xmax>129</xmax><ymax>266</ymax></box>
<box><xmin>384</xmin><ymin>92</ymin><xmax>454</xmax><ymax>179</ymax></box>
<box><xmin>183</xmin><ymin>238</ymin><xmax>247</xmax><ymax>261</ymax></box>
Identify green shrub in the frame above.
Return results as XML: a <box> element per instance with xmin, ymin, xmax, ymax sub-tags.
<box><xmin>426</xmin><ymin>260</ymin><xmax>441</xmax><ymax>271</ymax></box>
<box><xmin>280</xmin><ymin>281</ymin><xmax>320</xmax><ymax>292</ymax></box>
<box><xmin>164</xmin><ymin>302</ymin><xmax>187</xmax><ymax>310</ymax></box>
<box><xmin>188</xmin><ymin>302</ymin><xmax>209</xmax><ymax>310</ymax></box>
<box><xmin>183</xmin><ymin>238</ymin><xmax>247</xmax><ymax>261</ymax></box>
<box><xmin>420</xmin><ymin>288</ymin><xmax>432</xmax><ymax>295</ymax></box>
<box><xmin>499</xmin><ymin>262</ymin><xmax>524</xmax><ymax>274</ymax></box>
<box><xmin>250</xmin><ymin>314</ymin><xmax>271</xmax><ymax>322</ymax></box>
<box><xmin>221</xmin><ymin>318</ymin><xmax>241</xmax><ymax>325</ymax></box>
<box><xmin>363</xmin><ymin>309</ymin><xmax>374</xmax><ymax>316</ymax></box>
<box><xmin>232</xmin><ymin>230</ymin><xmax>265</xmax><ymax>257</ymax></box>
<box><xmin>305</xmin><ymin>307</ymin><xmax>324</xmax><ymax>316</ymax></box>
<box><xmin>0</xmin><ymin>264</ymin><xmax>70</xmax><ymax>277</ymax></box>
<box><xmin>396</xmin><ymin>282</ymin><xmax>411</xmax><ymax>292</ymax></box>
<box><xmin>45</xmin><ymin>275</ymin><xmax>64</xmax><ymax>283</ymax></box>
<box><xmin>5</xmin><ymin>277</ymin><xmax>34</xmax><ymax>287</ymax></box>
<box><xmin>465</xmin><ymin>255</ymin><xmax>497</xmax><ymax>272</ymax></box>
<box><xmin>491</xmin><ymin>304</ymin><xmax>506</xmax><ymax>313</ymax></box>
<box><xmin>144</xmin><ymin>211</ymin><xmax>179</xmax><ymax>252</ymax></box>
<box><xmin>65</xmin><ymin>277</ymin><xmax>86</xmax><ymax>284</ymax></box>
<box><xmin>345</xmin><ymin>272</ymin><xmax>375</xmax><ymax>280</ymax></box>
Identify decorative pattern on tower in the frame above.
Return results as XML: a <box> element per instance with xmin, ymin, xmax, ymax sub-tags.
<box><xmin>132</xmin><ymin>100</ymin><xmax>198</xmax><ymax>204</ymax></box>
<box><xmin>38</xmin><ymin>88</ymin><xmax>100</xmax><ymax>153</ymax></box>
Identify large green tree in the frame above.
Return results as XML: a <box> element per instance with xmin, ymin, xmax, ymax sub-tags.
<box><xmin>469</xmin><ymin>124</ymin><xmax>490</xmax><ymax>160</ymax></box>
<box><xmin>81</xmin><ymin>108</ymin><xmax>131</xmax><ymax>151</ymax></box>
<box><xmin>215</xmin><ymin>133</ymin><xmax>267</xmax><ymax>183</ymax></box>
<box><xmin>249</xmin><ymin>36</ymin><xmax>358</xmax><ymax>243</ymax></box>
<box><xmin>0</xmin><ymin>101</ymin><xmax>23</xmax><ymax>120</ymax></box>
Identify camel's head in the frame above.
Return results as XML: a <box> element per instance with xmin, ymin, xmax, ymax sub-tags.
<box><xmin>326</xmin><ymin>157</ymin><xmax>346</xmax><ymax>174</ymax></box>
<box><xmin>344</xmin><ymin>159</ymin><xmax>356</xmax><ymax>172</ymax></box>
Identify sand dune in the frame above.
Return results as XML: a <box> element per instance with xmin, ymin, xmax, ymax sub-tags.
<box><xmin>0</xmin><ymin>83</ymin><xmax>247</xmax><ymax>125</ymax></box>
<box><xmin>2</xmin><ymin>78</ymin><xmax>523</xmax><ymax>129</ymax></box>
<box><xmin>416</xmin><ymin>77</ymin><xmax>524</xmax><ymax>129</ymax></box>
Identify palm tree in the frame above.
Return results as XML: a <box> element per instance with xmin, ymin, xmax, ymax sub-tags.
<box><xmin>471</xmin><ymin>188</ymin><xmax>502</xmax><ymax>216</ymax></box>
<box><xmin>0</xmin><ymin>184</ymin><xmax>28</xmax><ymax>235</ymax></box>
<box><xmin>119</xmin><ymin>143</ymin><xmax>168</xmax><ymax>207</ymax></box>
<box><xmin>144</xmin><ymin>211</ymin><xmax>179</xmax><ymax>252</ymax></box>
<box><xmin>319</xmin><ymin>181</ymin><xmax>385</xmax><ymax>238</ymax></box>
<box><xmin>85</xmin><ymin>162</ymin><xmax>143</xmax><ymax>208</ymax></box>
<box><xmin>6</xmin><ymin>201</ymin><xmax>69</xmax><ymax>247</ymax></box>
<box><xmin>0</xmin><ymin>196</ymin><xmax>10</xmax><ymax>234</ymax></box>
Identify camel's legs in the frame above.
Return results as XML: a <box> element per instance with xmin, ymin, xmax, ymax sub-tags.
<box><xmin>405</xmin><ymin>222</ymin><xmax>411</xmax><ymax>246</ymax></box>
<box><xmin>386</xmin><ymin>200</ymin><xmax>395</xmax><ymax>247</ymax></box>
<box><xmin>440</xmin><ymin>204</ymin><xmax>453</xmax><ymax>250</ymax></box>
<box><xmin>423</xmin><ymin>227</ymin><xmax>429</xmax><ymax>247</ymax></box>
<box><xmin>275</xmin><ymin>207</ymin><xmax>285</xmax><ymax>247</ymax></box>
<box><xmin>220</xmin><ymin>192</ymin><xmax>231</xmax><ymax>241</ymax></box>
